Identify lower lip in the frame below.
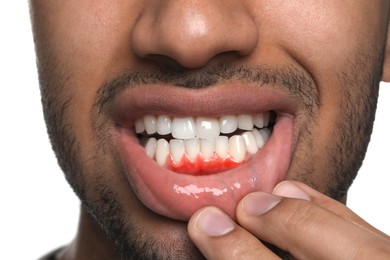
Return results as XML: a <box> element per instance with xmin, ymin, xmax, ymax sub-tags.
<box><xmin>115</xmin><ymin>114</ymin><xmax>294</xmax><ymax>221</ymax></box>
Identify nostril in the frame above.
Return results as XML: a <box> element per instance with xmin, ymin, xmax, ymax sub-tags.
<box><xmin>146</xmin><ymin>54</ymin><xmax>187</xmax><ymax>71</ymax></box>
<box><xmin>131</xmin><ymin>1</ymin><xmax>259</xmax><ymax>70</ymax></box>
<box><xmin>146</xmin><ymin>51</ymin><xmax>245</xmax><ymax>71</ymax></box>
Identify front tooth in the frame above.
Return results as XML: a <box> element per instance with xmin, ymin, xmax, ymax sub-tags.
<box><xmin>144</xmin><ymin>115</ymin><xmax>157</xmax><ymax>134</ymax></box>
<box><xmin>196</xmin><ymin>117</ymin><xmax>220</xmax><ymax>139</ymax></box>
<box><xmin>215</xmin><ymin>136</ymin><xmax>228</xmax><ymax>159</ymax></box>
<box><xmin>242</xmin><ymin>132</ymin><xmax>259</xmax><ymax>154</ymax></box>
<box><xmin>260</xmin><ymin>128</ymin><xmax>271</xmax><ymax>142</ymax></box>
<box><xmin>252</xmin><ymin>129</ymin><xmax>265</xmax><ymax>148</ymax></box>
<box><xmin>184</xmin><ymin>138</ymin><xmax>200</xmax><ymax>162</ymax></box>
<box><xmin>237</xmin><ymin>114</ymin><xmax>254</xmax><ymax>130</ymax></box>
<box><xmin>219</xmin><ymin>115</ymin><xmax>238</xmax><ymax>134</ymax></box>
<box><xmin>156</xmin><ymin>139</ymin><xmax>169</xmax><ymax>166</ymax></box>
<box><xmin>157</xmin><ymin>115</ymin><xmax>172</xmax><ymax>135</ymax></box>
<box><xmin>200</xmin><ymin>138</ymin><xmax>216</xmax><ymax>160</ymax></box>
<box><xmin>229</xmin><ymin>135</ymin><xmax>246</xmax><ymax>162</ymax></box>
<box><xmin>135</xmin><ymin>118</ymin><xmax>145</xmax><ymax>134</ymax></box>
<box><xmin>170</xmin><ymin>139</ymin><xmax>185</xmax><ymax>164</ymax></box>
<box><xmin>172</xmin><ymin>117</ymin><xmax>196</xmax><ymax>139</ymax></box>
<box><xmin>145</xmin><ymin>138</ymin><xmax>157</xmax><ymax>158</ymax></box>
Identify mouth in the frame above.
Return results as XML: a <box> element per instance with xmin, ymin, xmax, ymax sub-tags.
<box><xmin>112</xmin><ymin>84</ymin><xmax>296</xmax><ymax>221</ymax></box>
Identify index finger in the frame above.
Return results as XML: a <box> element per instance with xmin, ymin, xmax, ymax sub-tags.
<box><xmin>237</xmin><ymin>186</ymin><xmax>390</xmax><ymax>259</ymax></box>
<box><xmin>275</xmin><ymin>181</ymin><xmax>390</xmax><ymax>240</ymax></box>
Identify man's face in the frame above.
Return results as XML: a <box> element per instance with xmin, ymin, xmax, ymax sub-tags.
<box><xmin>30</xmin><ymin>1</ymin><xmax>389</xmax><ymax>259</ymax></box>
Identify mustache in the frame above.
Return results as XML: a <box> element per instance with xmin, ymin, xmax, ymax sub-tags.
<box><xmin>95</xmin><ymin>63</ymin><xmax>319</xmax><ymax>114</ymax></box>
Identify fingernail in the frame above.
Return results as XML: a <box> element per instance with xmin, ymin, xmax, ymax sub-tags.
<box><xmin>273</xmin><ymin>181</ymin><xmax>310</xmax><ymax>201</ymax></box>
<box><xmin>195</xmin><ymin>207</ymin><xmax>235</xmax><ymax>236</ymax></box>
<box><xmin>242</xmin><ymin>192</ymin><xmax>281</xmax><ymax>216</ymax></box>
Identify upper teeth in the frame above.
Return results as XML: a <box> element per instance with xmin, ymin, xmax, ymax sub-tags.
<box><xmin>135</xmin><ymin>112</ymin><xmax>271</xmax><ymax>139</ymax></box>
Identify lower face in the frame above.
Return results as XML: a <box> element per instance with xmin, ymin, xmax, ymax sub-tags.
<box><xmin>31</xmin><ymin>1</ymin><xmax>388</xmax><ymax>259</ymax></box>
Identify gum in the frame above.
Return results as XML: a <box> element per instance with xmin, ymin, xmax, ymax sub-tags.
<box><xmin>168</xmin><ymin>153</ymin><xmax>243</xmax><ymax>175</ymax></box>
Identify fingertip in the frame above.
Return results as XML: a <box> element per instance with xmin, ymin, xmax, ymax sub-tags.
<box><xmin>273</xmin><ymin>181</ymin><xmax>311</xmax><ymax>201</ymax></box>
<box><xmin>189</xmin><ymin>206</ymin><xmax>279</xmax><ymax>260</ymax></box>
<box><xmin>189</xmin><ymin>206</ymin><xmax>235</xmax><ymax>237</ymax></box>
<box><xmin>240</xmin><ymin>192</ymin><xmax>281</xmax><ymax>217</ymax></box>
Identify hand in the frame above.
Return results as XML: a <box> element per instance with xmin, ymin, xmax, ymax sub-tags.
<box><xmin>187</xmin><ymin>181</ymin><xmax>390</xmax><ymax>259</ymax></box>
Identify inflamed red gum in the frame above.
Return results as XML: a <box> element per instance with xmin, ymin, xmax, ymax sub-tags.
<box><xmin>168</xmin><ymin>153</ymin><xmax>242</xmax><ymax>175</ymax></box>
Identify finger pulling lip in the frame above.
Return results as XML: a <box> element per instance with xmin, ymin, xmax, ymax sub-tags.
<box><xmin>111</xmin><ymin>84</ymin><xmax>296</xmax><ymax>221</ymax></box>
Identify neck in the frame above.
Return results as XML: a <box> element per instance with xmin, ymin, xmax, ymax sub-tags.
<box><xmin>57</xmin><ymin>206</ymin><xmax>121</xmax><ymax>260</ymax></box>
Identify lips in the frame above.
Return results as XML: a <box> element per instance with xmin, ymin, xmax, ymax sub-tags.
<box><xmin>111</xmin><ymin>84</ymin><xmax>296</xmax><ymax>221</ymax></box>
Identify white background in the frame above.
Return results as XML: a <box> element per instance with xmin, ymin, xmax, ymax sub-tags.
<box><xmin>1</xmin><ymin>2</ymin><xmax>389</xmax><ymax>260</ymax></box>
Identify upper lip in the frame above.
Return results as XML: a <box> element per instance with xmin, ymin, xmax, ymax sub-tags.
<box><xmin>110</xmin><ymin>83</ymin><xmax>299</xmax><ymax>221</ymax></box>
<box><xmin>111</xmin><ymin>83</ymin><xmax>300</xmax><ymax>126</ymax></box>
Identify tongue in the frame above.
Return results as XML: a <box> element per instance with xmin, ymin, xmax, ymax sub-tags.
<box><xmin>168</xmin><ymin>153</ymin><xmax>243</xmax><ymax>175</ymax></box>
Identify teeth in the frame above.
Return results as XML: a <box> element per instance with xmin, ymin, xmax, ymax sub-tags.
<box><xmin>145</xmin><ymin>128</ymin><xmax>270</xmax><ymax>167</ymax></box>
<box><xmin>144</xmin><ymin>115</ymin><xmax>157</xmax><ymax>135</ymax></box>
<box><xmin>237</xmin><ymin>114</ymin><xmax>254</xmax><ymax>130</ymax></box>
<box><xmin>219</xmin><ymin>115</ymin><xmax>238</xmax><ymax>134</ymax></box>
<box><xmin>138</xmin><ymin>113</ymin><xmax>274</xmax><ymax>168</ymax></box>
<box><xmin>252</xmin><ymin>129</ymin><xmax>265</xmax><ymax>148</ymax></box>
<box><xmin>260</xmin><ymin>128</ymin><xmax>271</xmax><ymax>142</ymax></box>
<box><xmin>242</xmin><ymin>131</ymin><xmax>259</xmax><ymax>154</ymax></box>
<box><xmin>263</xmin><ymin>112</ymin><xmax>270</xmax><ymax>127</ymax></box>
<box><xmin>156</xmin><ymin>139</ymin><xmax>169</xmax><ymax>166</ymax></box>
<box><xmin>253</xmin><ymin>112</ymin><xmax>271</xmax><ymax>129</ymax></box>
<box><xmin>145</xmin><ymin>137</ymin><xmax>157</xmax><ymax>158</ymax></box>
<box><xmin>172</xmin><ymin>117</ymin><xmax>196</xmax><ymax>139</ymax></box>
<box><xmin>157</xmin><ymin>115</ymin><xmax>172</xmax><ymax>135</ymax></box>
<box><xmin>184</xmin><ymin>138</ymin><xmax>200</xmax><ymax>162</ymax></box>
<box><xmin>253</xmin><ymin>113</ymin><xmax>265</xmax><ymax>128</ymax></box>
<box><xmin>170</xmin><ymin>139</ymin><xmax>185</xmax><ymax>164</ymax></box>
<box><xmin>136</xmin><ymin>113</ymin><xmax>271</xmax><ymax>137</ymax></box>
<box><xmin>215</xmin><ymin>136</ymin><xmax>228</xmax><ymax>159</ymax></box>
<box><xmin>135</xmin><ymin>118</ymin><xmax>145</xmax><ymax>134</ymax></box>
<box><xmin>196</xmin><ymin>117</ymin><xmax>220</xmax><ymax>139</ymax></box>
<box><xmin>229</xmin><ymin>135</ymin><xmax>246</xmax><ymax>162</ymax></box>
<box><xmin>200</xmin><ymin>138</ymin><xmax>216</xmax><ymax>160</ymax></box>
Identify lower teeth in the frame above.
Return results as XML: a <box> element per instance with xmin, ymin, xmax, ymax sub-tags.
<box><xmin>141</xmin><ymin>127</ymin><xmax>271</xmax><ymax>175</ymax></box>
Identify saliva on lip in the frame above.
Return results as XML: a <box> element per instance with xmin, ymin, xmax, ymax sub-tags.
<box><xmin>136</xmin><ymin>113</ymin><xmax>273</xmax><ymax>175</ymax></box>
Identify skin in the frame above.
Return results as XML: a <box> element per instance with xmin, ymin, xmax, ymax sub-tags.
<box><xmin>29</xmin><ymin>1</ymin><xmax>390</xmax><ymax>259</ymax></box>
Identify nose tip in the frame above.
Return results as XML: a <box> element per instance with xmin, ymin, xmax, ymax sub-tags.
<box><xmin>131</xmin><ymin>2</ymin><xmax>259</xmax><ymax>69</ymax></box>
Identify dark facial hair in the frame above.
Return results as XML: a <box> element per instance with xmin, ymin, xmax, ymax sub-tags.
<box><xmin>38</xmin><ymin>51</ymin><xmax>382</xmax><ymax>258</ymax></box>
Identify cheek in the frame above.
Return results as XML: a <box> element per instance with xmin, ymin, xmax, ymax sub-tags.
<box><xmin>33</xmin><ymin>2</ymin><xmax>143</xmax><ymax>153</ymax></box>
<box><xmin>261</xmin><ymin>1</ymin><xmax>387</xmax><ymax>192</ymax></box>
<box><xmin>261</xmin><ymin>0</ymin><xmax>387</xmax><ymax>144</ymax></box>
<box><xmin>262</xmin><ymin>1</ymin><xmax>387</xmax><ymax>73</ymax></box>
<box><xmin>34</xmin><ymin>1</ymin><xmax>143</xmax><ymax>91</ymax></box>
